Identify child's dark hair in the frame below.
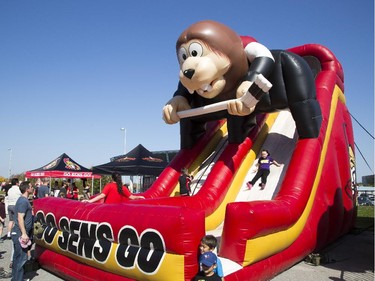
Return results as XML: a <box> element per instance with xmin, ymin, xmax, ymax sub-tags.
<box><xmin>11</xmin><ymin>178</ymin><xmax>19</xmax><ymax>186</ymax></box>
<box><xmin>261</xmin><ymin>149</ymin><xmax>270</xmax><ymax>156</ymax></box>
<box><xmin>201</xmin><ymin>235</ymin><xmax>217</xmax><ymax>249</ymax></box>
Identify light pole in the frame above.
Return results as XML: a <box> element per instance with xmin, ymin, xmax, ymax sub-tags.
<box><xmin>120</xmin><ymin>128</ymin><xmax>127</xmax><ymax>154</ymax></box>
<box><xmin>8</xmin><ymin>148</ymin><xmax>12</xmax><ymax>179</ymax></box>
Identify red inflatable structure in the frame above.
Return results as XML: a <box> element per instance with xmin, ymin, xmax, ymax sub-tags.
<box><xmin>33</xmin><ymin>43</ymin><xmax>356</xmax><ymax>281</ymax></box>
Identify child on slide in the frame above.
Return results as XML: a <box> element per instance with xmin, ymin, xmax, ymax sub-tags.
<box><xmin>247</xmin><ymin>149</ymin><xmax>281</xmax><ymax>190</ymax></box>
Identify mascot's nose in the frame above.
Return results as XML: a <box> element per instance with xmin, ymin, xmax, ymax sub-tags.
<box><xmin>183</xmin><ymin>69</ymin><xmax>195</xmax><ymax>79</ymax></box>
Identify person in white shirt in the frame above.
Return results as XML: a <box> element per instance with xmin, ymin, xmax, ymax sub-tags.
<box><xmin>6</xmin><ymin>178</ymin><xmax>21</xmax><ymax>238</ymax></box>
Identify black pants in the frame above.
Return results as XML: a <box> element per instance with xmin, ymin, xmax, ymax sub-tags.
<box><xmin>249</xmin><ymin>169</ymin><xmax>270</xmax><ymax>185</ymax></box>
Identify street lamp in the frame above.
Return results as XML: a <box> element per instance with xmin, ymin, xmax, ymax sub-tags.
<box><xmin>120</xmin><ymin>128</ymin><xmax>127</xmax><ymax>154</ymax></box>
<box><xmin>8</xmin><ymin>148</ymin><xmax>12</xmax><ymax>179</ymax></box>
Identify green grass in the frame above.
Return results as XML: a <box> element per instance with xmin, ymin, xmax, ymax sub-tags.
<box><xmin>355</xmin><ymin>206</ymin><xmax>374</xmax><ymax>231</ymax></box>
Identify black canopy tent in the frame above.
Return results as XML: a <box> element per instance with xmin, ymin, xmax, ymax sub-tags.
<box><xmin>25</xmin><ymin>153</ymin><xmax>100</xmax><ymax>179</ymax></box>
<box><xmin>25</xmin><ymin>153</ymin><xmax>101</xmax><ymax>195</ymax></box>
<box><xmin>92</xmin><ymin>144</ymin><xmax>167</xmax><ymax>176</ymax></box>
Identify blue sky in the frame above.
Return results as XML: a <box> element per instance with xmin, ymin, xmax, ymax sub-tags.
<box><xmin>0</xmin><ymin>0</ymin><xmax>373</xmax><ymax>181</ymax></box>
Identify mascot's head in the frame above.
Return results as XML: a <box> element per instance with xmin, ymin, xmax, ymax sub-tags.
<box><xmin>176</xmin><ymin>20</ymin><xmax>248</xmax><ymax>100</ymax></box>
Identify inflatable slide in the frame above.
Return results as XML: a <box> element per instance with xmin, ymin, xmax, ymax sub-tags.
<box><xmin>33</xmin><ymin>43</ymin><xmax>356</xmax><ymax>281</ymax></box>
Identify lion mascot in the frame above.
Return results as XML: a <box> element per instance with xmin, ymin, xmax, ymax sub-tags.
<box><xmin>162</xmin><ymin>20</ymin><xmax>322</xmax><ymax>149</ymax></box>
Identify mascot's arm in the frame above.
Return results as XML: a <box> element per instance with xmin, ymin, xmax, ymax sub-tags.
<box><xmin>162</xmin><ymin>83</ymin><xmax>192</xmax><ymax>124</ymax></box>
<box><xmin>243</xmin><ymin>41</ymin><xmax>274</xmax><ymax>80</ymax></box>
<box><xmin>229</xmin><ymin>41</ymin><xmax>275</xmax><ymax>116</ymax></box>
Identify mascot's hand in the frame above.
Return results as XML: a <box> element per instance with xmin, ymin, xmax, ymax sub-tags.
<box><xmin>229</xmin><ymin>74</ymin><xmax>272</xmax><ymax>116</ymax></box>
<box><xmin>162</xmin><ymin>96</ymin><xmax>191</xmax><ymax>124</ymax></box>
<box><xmin>228</xmin><ymin>81</ymin><xmax>254</xmax><ymax>116</ymax></box>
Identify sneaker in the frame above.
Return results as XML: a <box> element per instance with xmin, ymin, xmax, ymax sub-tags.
<box><xmin>246</xmin><ymin>182</ymin><xmax>253</xmax><ymax>190</ymax></box>
<box><xmin>260</xmin><ymin>183</ymin><xmax>265</xmax><ymax>190</ymax></box>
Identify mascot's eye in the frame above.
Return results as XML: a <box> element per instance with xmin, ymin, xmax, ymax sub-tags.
<box><xmin>178</xmin><ymin>47</ymin><xmax>188</xmax><ymax>63</ymax></box>
<box><xmin>188</xmin><ymin>42</ymin><xmax>203</xmax><ymax>57</ymax></box>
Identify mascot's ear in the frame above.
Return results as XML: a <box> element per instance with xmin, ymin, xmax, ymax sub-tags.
<box><xmin>176</xmin><ymin>20</ymin><xmax>248</xmax><ymax>91</ymax></box>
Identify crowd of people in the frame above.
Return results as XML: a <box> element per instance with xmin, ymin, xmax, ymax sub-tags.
<box><xmin>0</xmin><ymin>177</ymin><xmax>98</xmax><ymax>280</ymax></box>
<box><xmin>31</xmin><ymin>179</ymin><xmax>85</xmax><ymax>200</ymax></box>
<box><xmin>0</xmin><ymin>175</ymin><xmax>227</xmax><ymax>280</ymax></box>
<box><xmin>0</xmin><ymin>178</ymin><xmax>34</xmax><ymax>280</ymax></box>
<box><xmin>0</xmin><ymin>173</ymin><xmax>150</xmax><ymax>280</ymax></box>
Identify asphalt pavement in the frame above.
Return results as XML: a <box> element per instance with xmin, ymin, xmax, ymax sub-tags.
<box><xmin>271</xmin><ymin>228</ymin><xmax>374</xmax><ymax>281</ymax></box>
<box><xmin>0</xmin><ymin>220</ymin><xmax>373</xmax><ymax>281</ymax></box>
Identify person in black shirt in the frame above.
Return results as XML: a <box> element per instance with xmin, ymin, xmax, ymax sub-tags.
<box><xmin>179</xmin><ymin>168</ymin><xmax>193</xmax><ymax>196</ymax></box>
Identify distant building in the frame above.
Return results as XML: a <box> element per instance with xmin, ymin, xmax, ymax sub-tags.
<box><xmin>357</xmin><ymin>186</ymin><xmax>375</xmax><ymax>193</ymax></box>
<box><xmin>151</xmin><ymin>150</ymin><xmax>178</xmax><ymax>163</ymax></box>
<box><xmin>362</xmin><ymin>175</ymin><xmax>375</xmax><ymax>186</ymax></box>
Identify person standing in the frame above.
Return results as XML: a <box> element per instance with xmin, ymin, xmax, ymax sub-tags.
<box><xmin>83</xmin><ymin>184</ymin><xmax>91</xmax><ymax>200</ymax></box>
<box><xmin>68</xmin><ymin>182</ymin><xmax>79</xmax><ymax>200</ymax></box>
<box><xmin>59</xmin><ymin>182</ymin><xmax>68</xmax><ymax>198</ymax></box>
<box><xmin>37</xmin><ymin>179</ymin><xmax>50</xmax><ymax>198</ymax></box>
<box><xmin>246</xmin><ymin>149</ymin><xmax>281</xmax><ymax>190</ymax></box>
<box><xmin>11</xmin><ymin>181</ymin><xmax>34</xmax><ymax>281</ymax></box>
<box><xmin>52</xmin><ymin>180</ymin><xmax>60</xmax><ymax>197</ymax></box>
<box><xmin>6</xmin><ymin>178</ymin><xmax>21</xmax><ymax>239</ymax></box>
<box><xmin>0</xmin><ymin>196</ymin><xmax>5</xmax><ymax>242</ymax></box>
<box><xmin>83</xmin><ymin>172</ymin><xmax>145</xmax><ymax>204</ymax></box>
<box><xmin>179</xmin><ymin>168</ymin><xmax>193</xmax><ymax>196</ymax></box>
<box><xmin>32</xmin><ymin>180</ymin><xmax>40</xmax><ymax>199</ymax></box>
<box><xmin>1</xmin><ymin>182</ymin><xmax>11</xmax><ymax>215</ymax></box>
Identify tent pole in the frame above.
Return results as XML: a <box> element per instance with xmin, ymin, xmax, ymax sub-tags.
<box><xmin>91</xmin><ymin>176</ymin><xmax>94</xmax><ymax>196</ymax></box>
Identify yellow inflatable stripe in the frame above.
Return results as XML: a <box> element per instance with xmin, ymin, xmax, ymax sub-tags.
<box><xmin>37</xmin><ymin>232</ymin><xmax>185</xmax><ymax>281</ymax></box>
<box><xmin>191</xmin><ymin>122</ymin><xmax>228</xmax><ymax>175</ymax></box>
<box><xmin>205</xmin><ymin>112</ymin><xmax>279</xmax><ymax>230</ymax></box>
<box><xmin>243</xmin><ymin>85</ymin><xmax>344</xmax><ymax>265</ymax></box>
<box><xmin>171</xmin><ymin>122</ymin><xmax>228</xmax><ymax>196</ymax></box>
